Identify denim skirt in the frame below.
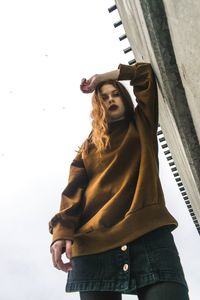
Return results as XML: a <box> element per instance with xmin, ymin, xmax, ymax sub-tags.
<box><xmin>65</xmin><ymin>225</ymin><xmax>189</xmax><ymax>295</ymax></box>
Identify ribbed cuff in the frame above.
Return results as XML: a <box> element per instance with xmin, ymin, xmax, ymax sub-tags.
<box><xmin>118</xmin><ymin>63</ymin><xmax>136</xmax><ymax>81</ymax></box>
<box><xmin>51</xmin><ymin>222</ymin><xmax>74</xmax><ymax>245</ymax></box>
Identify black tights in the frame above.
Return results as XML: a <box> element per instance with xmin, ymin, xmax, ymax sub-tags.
<box><xmin>79</xmin><ymin>282</ymin><xmax>190</xmax><ymax>300</ymax></box>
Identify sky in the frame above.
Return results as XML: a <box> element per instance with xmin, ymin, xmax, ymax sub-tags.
<box><xmin>0</xmin><ymin>1</ymin><xmax>199</xmax><ymax>299</ymax></box>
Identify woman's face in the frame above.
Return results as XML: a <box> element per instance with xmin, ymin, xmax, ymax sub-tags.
<box><xmin>100</xmin><ymin>84</ymin><xmax>126</xmax><ymax>123</ymax></box>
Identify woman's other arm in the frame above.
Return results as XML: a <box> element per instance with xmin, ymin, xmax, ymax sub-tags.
<box><xmin>49</xmin><ymin>151</ymin><xmax>88</xmax><ymax>243</ymax></box>
<box><xmin>49</xmin><ymin>151</ymin><xmax>89</xmax><ymax>271</ymax></box>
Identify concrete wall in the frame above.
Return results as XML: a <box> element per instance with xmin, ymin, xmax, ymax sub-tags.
<box><xmin>164</xmin><ymin>0</ymin><xmax>200</xmax><ymax>141</ymax></box>
<box><xmin>115</xmin><ymin>0</ymin><xmax>200</xmax><ymax>229</ymax></box>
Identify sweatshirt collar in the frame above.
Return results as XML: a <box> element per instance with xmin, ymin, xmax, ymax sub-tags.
<box><xmin>107</xmin><ymin>118</ymin><xmax>130</xmax><ymax>133</ymax></box>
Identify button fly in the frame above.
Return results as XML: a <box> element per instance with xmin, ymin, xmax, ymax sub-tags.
<box><xmin>123</xmin><ymin>264</ymin><xmax>129</xmax><ymax>271</ymax></box>
<box><xmin>121</xmin><ymin>245</ymin><xmax>127</xmax><ymax>251</ymax></box>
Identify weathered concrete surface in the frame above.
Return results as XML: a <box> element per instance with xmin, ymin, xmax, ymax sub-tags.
<box><xmin>115</xmin><ymin>0</ymin><xmax>200</xmax><ymax>225</ymax></box>
<box><xmin>163</xmin><ymin>0</ymin><xmax>200</xmax><ymax>140</ymax></box>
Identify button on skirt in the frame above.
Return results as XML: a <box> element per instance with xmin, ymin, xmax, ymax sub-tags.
<box><xmin>65</xmin><ymin>226</ymin><xmax>189</xmax><ymax>295</ymax></box>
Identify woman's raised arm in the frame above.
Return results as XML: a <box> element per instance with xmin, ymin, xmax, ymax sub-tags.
<box><xmin>80</xmin><ymin>63</ymin><xmax>158</xmax><ymax>133</ymax></box>
<box><xmin>80</xmin><ymin>69</ymin><xmax>120</xmax><ymax>93</ymax></box>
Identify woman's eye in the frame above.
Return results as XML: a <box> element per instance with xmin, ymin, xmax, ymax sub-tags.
<box><xmin>102</xmin><ymin>96</ymin><xmax>108</xmax><ymax>101</ymax></box>
<box><xmin>113</xmin><ymin>93</ymin><xmax>120</xmax><ymax>97</ymax></box>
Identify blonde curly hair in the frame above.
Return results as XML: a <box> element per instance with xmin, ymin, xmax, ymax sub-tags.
<box><xmin>77</xmin><ymin>79</ymin><xmax>135</xmax><ymax>161</ymax></box>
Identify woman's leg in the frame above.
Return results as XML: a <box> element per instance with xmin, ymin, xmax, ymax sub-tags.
<box><xmin>79</xmin><ymin>291</ymin><xmax>122</xmax><ymax>300</ymax></box>
<box><xmin>137</xmin><ymin>281</ymin><xmax>189</xmax><ymax>300</ymax></box>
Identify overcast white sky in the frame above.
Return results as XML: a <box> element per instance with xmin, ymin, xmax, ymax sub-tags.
<box><xmin>0</xmin><ymin>1</ymin><xmax>199</xmax><ymax>299</ymax></box>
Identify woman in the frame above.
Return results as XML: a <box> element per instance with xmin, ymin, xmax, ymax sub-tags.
<box><xmin>49</xmin><ymin>62</ymin><xmax>190</xmax><ymax>300</ymax></box>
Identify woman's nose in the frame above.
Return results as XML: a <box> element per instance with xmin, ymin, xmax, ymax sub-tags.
<box><xmin>108</xmin><ymin>96</ymin><xmax>114</xmax><ymax>103</ymax></box>
<box><xmin>108</xmin><ymin>100</ymin><xmax>115</xmax><ymax>107</ymax></box>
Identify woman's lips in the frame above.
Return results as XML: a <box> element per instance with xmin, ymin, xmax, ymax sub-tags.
<box><xmin>109</xmin><ymin>104</ymin><xmax>118</xmax><ymax>111</ymax></box>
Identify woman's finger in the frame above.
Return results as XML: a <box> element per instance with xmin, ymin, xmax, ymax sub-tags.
<box><xmin>51</xmin><ymin>247</ymin><xmax>60</xmax><ymax>270</ymax></box>
<box><xmin>54</xmin><ymin>247</ymin><xmax>67</xmax><ymax>271</ymax></box>
<box><xmin>65</xmin><ymin>240</ymin><xmax>72</xmax><ymax>259</ymax></box>
<box><xmin>52</xmin><ymin>248</ymin><xmax>73</xmax><ymax>272</ymax></box>
<box><xmin>81</xmin><ymin>78</ymin><xmax>86</xmax><ymax>83</ymax></box>
<box><xmin>61</xmin><ymin>261</ymin><xmax>73</xmax><ymax>273</ymax></box>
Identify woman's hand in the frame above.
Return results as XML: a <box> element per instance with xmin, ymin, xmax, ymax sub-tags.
<box><xmin>80</xmin><ymin>69</ymin><xmax>120</xmax><ymax>94</ymax></box>
<box><xmin>80</xmin><ymin>74</ymin><xmax>101</xmax><ymax>94</ymax></box>
<box><xmin>50</xmin><ymin>239</ymin><xmax>73</xmax><ymax>273</ymax></box>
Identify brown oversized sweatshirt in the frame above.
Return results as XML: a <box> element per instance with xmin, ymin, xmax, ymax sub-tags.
<box><xmin>49</xmin><ymin>62</ymin><xmax>178</xmax><ymax>257</ymax></box>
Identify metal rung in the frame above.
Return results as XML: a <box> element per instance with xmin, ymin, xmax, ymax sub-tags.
<box><xmin>166</xmin><ymin>156</ymin><xmax>173</xmax><ymax>161</ymax></box>
<box><xmin>159</xmin><ymin>137</ymin><xmax>165</xmax><ymax>142</ymax></box>
<box><xmin>194</xmin><ymin>220</ymin><xmax>199</xmax><ymax>224</ymax></box>
<box><xmin>181</xmin><ymin>191</ymin><xmax>187</xmax><ymax>196</ymax></box>
<box><xmin>114</xmin><ymin>20</ymin><xmax>122</xmax><ymax>28</ymax></box>
<box><xmin>179</xmin><ymin>187</ymin><xmax>185</xmax><ymax>191</ymax></box>
<box><xmin>108</xmin><ymin>4</ymin><xmax>117</xmax><ymax>13</ymax></box>
<box><xmin>123</xmin><ymin>46</ymin><xmax>132</xmax><ymax>54</ymax></box>
<box><xmin>128</xmin><ymin>59</ymin><xmax>136</xmax><ymax>65</ymax></box>
<box><xmin>175</xmin><ymin>177</ymin><xmax>181</xmax><ymax>182</ymax></box>
<box><xmin>164</xmin><ymin>150</ymin><xmax>170</xmax><ymax>155</ymax></box>
<box><xmin>161</xmin><ymin>143</ymin><xmax>168</xmax><ymax>149</ymax></box>
<box><xmin>119</xmin><ymin>34</ymin><xmax>127</xmax><ymax>41</ymax></box>
<box><xmin>173</xmin><ymin>172</ymin><xmax>179</xmax><ymax>177</ymax></box>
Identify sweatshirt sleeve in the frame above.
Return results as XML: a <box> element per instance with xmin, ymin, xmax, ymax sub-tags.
<box><xmin>118</xmin><ymin>62</ymin><xmax>158</xmax><ymax>133</ymax></box>
<box><xmin>48</xmin><ymin>151</ymin><xmax>89</xmax><ymax>246</ymax></box>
